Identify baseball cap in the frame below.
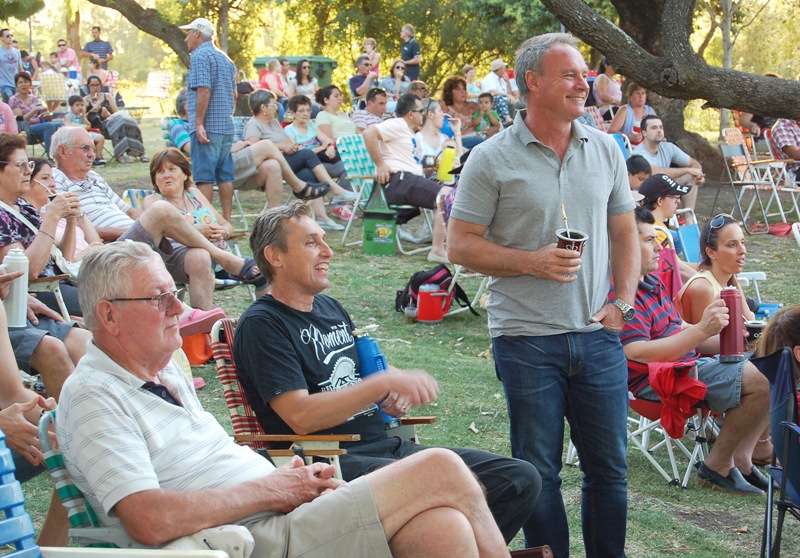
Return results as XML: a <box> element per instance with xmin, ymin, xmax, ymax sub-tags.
<box><xmin>638</xmin><ymin>173</ymin><xmax>692</xmax><ymax>204</ymax></box>
<box><xmin>490</xmin><ymin>59</ymin><xmax>507</xmax><ymax>72</ymax></box>
<box><xmin>179</xmin><ymin>18</ymin><xmax>215</xmax><ymax>37</ymax></box>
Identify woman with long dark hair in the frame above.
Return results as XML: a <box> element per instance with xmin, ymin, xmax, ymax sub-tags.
<box><xmin>83</xmin><ymin>74</ymin><xmax>147</xmax><ymax>163</ymax></box>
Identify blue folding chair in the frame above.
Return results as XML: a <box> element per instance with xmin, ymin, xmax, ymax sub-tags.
<box><xmin>751</xmin><ymin>348</ymin><xmax>800</xmax><ymax>558</ymax></box>
<box><xmin>0</xmin><ymin>430</ymin><xmax>39</xmax><ymax>557</ymax></box>
<box><xmin>610</xmin><ymin>133</ymin><xmax>632</xmax><ymax>157</ymax></box>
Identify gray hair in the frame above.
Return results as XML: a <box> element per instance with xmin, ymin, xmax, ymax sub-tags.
<box><xmin>49</xmin><ymin>126</ymin><xmax>84</xmax><ymax>160</ymax></box>
<box><xmin>249</xmin><ymin>88</ymin><xmax>274</xmax><ymax>116</ymax></box>
<box><xmin>250</xmin><ymin>201</ymin><xmax>314</xmax><ymax>282</ymax></box>
<box><xmin>78</xmin><ymin>241</ymin><xmax>160</xmax><ymax>330</ymax></box>
<box><xmin>402</xmin><ymin>24</ymin><xmax>415</xmax><ymax>38</ymax></box>
<box><xmin>515</xmin><ymin>33</ymin><xmax>579</xmax><ymax>98</ymax></box>
<box><xmin>355</xmin><ymin>54</ymin><xmax>370</xmax><ymax>67</ymax></box>
<box><xmin>175</xmin><ymin>89</ymin><xmax>188</xmax><ymax>118</ymax></box>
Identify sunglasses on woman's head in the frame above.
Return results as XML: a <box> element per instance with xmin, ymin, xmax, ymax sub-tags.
<box><xmin>709</xmin><ymin>213</ymin><xmax>735</xmax><ymax>229</ymax></box>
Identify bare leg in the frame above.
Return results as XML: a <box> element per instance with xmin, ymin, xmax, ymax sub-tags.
<box><xmin>310</xmin><ymin>164</ymin><xmax>347</xmax><ymax>195</ymax></box>
<box><xmin>94</xmin><ymin>137</ymin><xmax>105</xmax><ymax>159</ymax></box>
<box><xmin>197</xmin><ymin>182</ymin><xmax>214</xmax><ymax>205</ymax></box>
<box><xmin>366</xmin><ymin>448</ymin><xmax>510</xmax><ymax>558</ymax></box>
<box><xmin>217</xmin><ymin>181</ymin><xmax>233</xmax><ymax>224</ymax></box>
<box><xmin>30</xmin><ymin>336</ymin><xmax>74</xmax><ymax>401</ymax></box>
<box><xmin>257</xmin><ymin>159</ymin><xmax>285</xmax><ymax>209</ymax></box>
<box><xmin>62</xmin><ymin>328</ymin><xmax>92</xmax><ymax>367</ymax></box>
<box><xmin>139</xmin><ymin>201</ymin><xmax>249</xmax><ymax>279</ymax></box>
<box><xmin>183</xmin><ymin>248</ymin><xmax>215</xmax><ymax>310</ymax></box>
<box><xmin>250</xmin><ymin>140</ymin><xmax>312</xmax><ymax>194</ymax></box>
<box><xmin>311</xmin><ymin>198</ymin><xmax>330</xmax><ymax>222</ymax></box>
<box><xmin>36</xmin><ymin>490</ymin><xmax>70</xmax><ymax>546</ymax></box>
<box><xmin>703</xmin><ymin>362</ymin><xmax>770</xmax><ymax>475</ymax></box>
<box><xmin>429</xmin><ymin>186</ymin><xmax>450</xmax><ymax>259</ymax></box>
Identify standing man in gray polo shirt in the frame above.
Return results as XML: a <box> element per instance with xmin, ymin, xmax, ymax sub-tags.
<box><xmin>448</xmin><ymin>33</ymin><xmax>639</xmax><ymax>558</ymax></box>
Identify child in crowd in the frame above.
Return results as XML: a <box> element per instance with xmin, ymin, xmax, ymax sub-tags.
<box><xmin>626</xmin><ymin>154</ymin><xmax>651</xmax><ymax>191</ymax></box>
<box><xmin>63</xmin><ymin>95</ymin><xmax>106</xmax><ymax>167</ymax></box>
<box><xmin>363</xmin><ymin>38</ymin><xmax>381</xmax><ymax>76</ymax></box>
<box><xmin>284</xmin><ymin>94</ymin><xmax>353</xmax><ymax>221</ymax></box>
<box><xmin>471</xmin><ymin>92</ymin><xmax>501</xmax><ymax>137</ymax></box>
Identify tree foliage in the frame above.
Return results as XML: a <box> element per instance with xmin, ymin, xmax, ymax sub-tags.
<box><xmin>0</xmin><ymin>0</ymin><xmax>44</xmax><ymax>21</ymax></box>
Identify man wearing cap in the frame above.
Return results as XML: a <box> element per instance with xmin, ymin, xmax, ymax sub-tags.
<box><xmin>481</xmin><ymin>59</ymin><xmax>517</xmax><ymax>126</ymax></box>
<box><xmin>180</xmin><ymin>17</ymin><xmax>238</xmax><ymax>225</ymax></box>
<box><xmin>400</xmin><ymin>24</ymin><xmax>421</xmax><ymax>81</ymax></box>
<box><xmin>639</xmin><ymin>173</ymin><xmax>697</xmax><ymax>282</ymax></box>
<box><xmin>622</xmin><ymin>206</ymin><xmax>770</xmax><ymax>497</ymax></box>
<box><xmin>632</xmin><ymin>115</ymin><xmax>705</xmax><ymax>213</ymax></box>
<box><xmin>349</xmin><ymin>55</ymin><xmax>378</xmax><ymax>111</ymax></box>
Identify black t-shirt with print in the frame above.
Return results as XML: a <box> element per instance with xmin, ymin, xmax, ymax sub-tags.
<box><xmin>234</xmin><ymin>294</ymin><xmax>386</xmax><ymax>445</ymax></box>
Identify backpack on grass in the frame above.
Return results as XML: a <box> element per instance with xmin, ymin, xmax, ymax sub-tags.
<box><xmin>395</xmin><ymin>264</ymin><xmax>478</xmax><ymax>316</ymax></box>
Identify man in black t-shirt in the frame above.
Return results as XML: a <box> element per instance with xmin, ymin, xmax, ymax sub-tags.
<box><xmin>234</xmin><ymin>201</ymin><xmax>542</xmax><ymax>545</ymax></box>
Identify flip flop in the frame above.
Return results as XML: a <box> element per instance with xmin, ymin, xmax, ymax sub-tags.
<box><xmin>235</xmin><ymin>258</ymin><xmax>266</xmax><ymax>286</ymax></box>
<box><xmin>293</xmin><ymin>182</ymin><xmax>330</xmax><ymax>200</ymax></box>
<box><xmin>117</xmin><ymin>155</ymin><xmax>135</xmax><ymax>164</ymax></box>
<box><xmin>140</xmin><ymin>155</ymin><xmax>150</xmax><ymax>163</ymax></box>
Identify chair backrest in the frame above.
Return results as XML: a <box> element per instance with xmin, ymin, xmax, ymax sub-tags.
<box><xmin>674</xmin><ymin>224</ymin><xmax>701</xmax><ymax>263</ymax></box>
<box><xmin>121</xmin><ymin>189</ymin><xmax>154</xmax><ymax>210</ymax></box>
<box><xmin>232</xmin><ymin>116</ymin><xmax>250</xmax><ymax>143</ymax></box>
<box><xmin>37</xmin><ymin>411</ymin><xmax>103</xmax><ymax>533</ymax></box>
<box><xmin>751</xmin><ymin>348</ymin><xmax>800</xmax><ymax>503</ymax></box>
<box><xmin>653</xmin><ymin>226</ymin><xmax>683</xmax><ymax>299</ymax></box>
<box><xmin>763</xmin><ymin>128</ymin><xmax>782</xmax><ymax>160</ymax></box>
<box><xmin>160</xmin><ymin>116</ymin><xmax>174</xmax><ymax>148</ymax></box>
<box><xmin>793</xmin><ymin>222</ymin><xmax>800</xmax><ymax>249</ymax></box>
<box><xmin>210</xmin><ymin>318</ymin><xmax>270</xmax><ymax>451</ymax></box>
<box><xmin>336</xmin><ymin>134</ymin><xmax>377</xmax><ymax>201</ymax></box>
<box><xmin>143</xmin><ymin>71</ymin><xmax>173</xmax><ymax>99</ymax></box>
<box><xmin>585</xmin><ymin>106</ymin><xmax>606</xmax><ymax>130</ymax></box>
<box><xmin>40</xmin><ymin>73</ymin><xmax>68</xmax><ymax>102</ymax></box>
<box><xmin>0</xmin><ymin>430</ymin><xmax>38</xmax><ymax>555</ymax></box>
<box><xmin>610</xmin><ymin>133</ymin><xmax>631</xmax><ymax>157</ymax></box>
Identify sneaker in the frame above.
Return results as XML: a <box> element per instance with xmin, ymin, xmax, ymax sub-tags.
<box><xmin>95</xmin><ymin>157</ymin><xmax>107</xmax><ymax>165</ymax></box>
<box><xmin>331</xmin><ymin>189</ymin><xmax>358</xmax><ymax>204</ymax></box>
<box><xmin>331</xmin><ymin>204</ymin><xmax>353</xmax><ymax>221</ymax></box>
<box><xmin>179</xmin><ymin>307</ymin><xmax>227</xmax><ymax>337</ymax></box>
<box><xmin>317</xmin><ymin>219</ymin><xmax>345</xmax><ymax>231</ymax></box>
<box><xmin>397</xmin><ymin>226</ymin><xmax>432</xmax><ymax>244</ymax></box>
<box><xmin>92</xmin><ymin>159</ymin><xmax>106</xmax><ymax>167</ymax></box>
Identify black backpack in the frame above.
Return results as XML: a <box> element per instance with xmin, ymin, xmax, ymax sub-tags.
<box><xmin>395</xmin><ymin>264</ymin><xmax>478</xmax><ymax>316</ymax></box>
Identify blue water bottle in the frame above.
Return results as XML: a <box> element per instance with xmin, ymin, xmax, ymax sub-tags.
<box><xmin>354</xmin><ymin>334</ymin><xmax>401</xmax><ymax>429</ymax></box>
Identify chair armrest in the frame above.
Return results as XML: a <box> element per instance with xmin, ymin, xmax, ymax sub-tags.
<box><xmin>400</xmin><ymin>416</ymin><xmax>437</xmax><ymax>425</ymax></box>
<box><xmin>29</xmin><ymin>274</ymin><xmax>71</xmax><ymax>286</ymax></box>
<box><xmin>267</xmin><ymin>448</ymin><xmax>348</xmax><ymax>458</ymax></box>
<box><xmin>235</xmin><ymin>434</ymin><xmax>361</xmax><ymax>443</ymax></box>
<box><xmin>510</xmin><ymin>546</ymin><xmax>553</xmax><ymax>558</ymax></box>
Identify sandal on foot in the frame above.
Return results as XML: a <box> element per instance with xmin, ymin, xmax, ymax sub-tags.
<box><xmin>293</xmin><ymin>182</ymin><xmax>330</xmax><ymax>200</ymax></box>
<box><xmin>140</xmin><ymin>155</ymin><xmax>150</xmax><ymax>163</ymax></box>
<box><xmin>117</xmin><ymin>155</ymin><xmax>135</xmax><ymax>164</ymax></box>
<box><xmin>235</xmin><ymin>257</ymin><xmax>266</xmax><ymax>286</ymax></box>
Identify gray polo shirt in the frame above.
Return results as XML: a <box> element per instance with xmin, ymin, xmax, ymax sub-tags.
<box><xmin>452</xmin><ymin>111</ymin><xmax>635</xmax><ymax>337</ymax></box>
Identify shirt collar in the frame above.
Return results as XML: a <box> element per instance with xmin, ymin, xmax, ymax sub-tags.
<box><xmin>512</xmin><ymin>109</ymin><xmax>590</xmax><ymax>148</ymax></box>
<box><xmin>640</xmin><ymin>273</ymin><xmax>661</xmax><ymax>294</ymax></box>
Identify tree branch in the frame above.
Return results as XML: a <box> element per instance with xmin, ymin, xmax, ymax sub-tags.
<box><xmin>541</xmin><ymin>0</ymin><xmax>800</xmax><ymax>119</ymax></box>
<box><xmin>84</xmin><ymin>0</ymin><xmax>190</xmax><ymax>67</ymax></box>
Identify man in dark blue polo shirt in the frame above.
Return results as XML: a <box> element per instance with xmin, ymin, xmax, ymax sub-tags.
<box><xmin>81</xmin><ymin>26</ymin><xmax>114</xmax><ymax>70</ymax></box>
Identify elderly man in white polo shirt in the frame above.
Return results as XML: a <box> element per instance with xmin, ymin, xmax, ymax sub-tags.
<box><xmin>56</xmin><ymin>240</ymin><xmax>514</xmax><ymax>558</ymax></box>
<box><xmin>50</xmin><ymin>126</ymin><xmax>263</xmax><ymax>314</ymax></box>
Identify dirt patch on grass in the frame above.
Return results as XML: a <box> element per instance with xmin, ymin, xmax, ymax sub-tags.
<box><xmin>673</xmin><ymin>507</ymin><xmax>749</xmax><ymax>532</ymax></box>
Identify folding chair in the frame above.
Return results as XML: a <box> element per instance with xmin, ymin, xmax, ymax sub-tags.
<box><xmin>210</xmin><ymin>319</ymin><xmax>437</xmax><ymax>478</ymax></box>
<box><xmin>738</xmin><ymin>271</ymin><xmax>783</xmax><ymax>320</ymax></box>
<box><xmin>722</xmin><ymin>129</ymin><xmax>800</xmax><ymax>224</ymax></box>
<box><xmin>610</xmin><ymin>133</ymin><xmax>632</xmax><ymax>157</ymax></box>
<box><xmin>672</xmin><ymin>207</ymin><xmax>702</xmax><ymax>263</ymax></box>
<box><xmin>141</xmin><ymin>71</ymin><xmax>173</xmax><ymax>114</ymax></box>
<box><xmin>39</xmin><ymin>73</ymin><xmax>69</xmax><ymax>111</ymax></box>
<box><xmin>719</xmin><ymin>143</ymin><xmax>772</xmax><ymax>234</ymax></box>
<box><xmin>751</xmin><ymin>348</ymin><xmax>800</xmax><ymax>558</ymax></box>
<box><xmin>335</xmin><ymin>134</ymin><xmax>432</xmax><ymax>254</ymax></box>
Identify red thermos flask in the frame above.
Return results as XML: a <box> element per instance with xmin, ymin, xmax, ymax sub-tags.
<box><xmin>719</xmin><ymin>287</ymin><xmax>745</xmax><ymax>363</ymax></box>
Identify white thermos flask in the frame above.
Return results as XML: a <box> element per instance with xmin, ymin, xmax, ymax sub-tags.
<box><xmin>2</xmin><ymin>248</ymin><xmax>29</xmax><ymax>328</ymax></box>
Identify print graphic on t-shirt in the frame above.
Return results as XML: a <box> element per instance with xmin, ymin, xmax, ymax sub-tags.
<box><xmin>300</xmin><ymin>320</ymin><xmax>355</xmax><ymax>364</ymax></box>
<box><xmin>319</xmin><ymin>355</ymin><xmax>377</xmax><ymax>421</ymax></box>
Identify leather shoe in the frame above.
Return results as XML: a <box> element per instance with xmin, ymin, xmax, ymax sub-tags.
<box><xmin>697</xmin><ymin>462</ymin><xmax>764</xmax><ymax>495</ymax></box>
<box><xmin>742</xmin><ymin>466</ymin><xmax>771</xmax><ymax>491</ymax></box>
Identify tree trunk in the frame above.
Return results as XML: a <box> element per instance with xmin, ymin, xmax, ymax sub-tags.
<box><xmin>65</xmin><ymin>0</ymin><xmax>81</xmax><ymax>57</ymax></box>
<box><xmin>84</xmin><ymin>0</ymin><xmax>191</xmax><ymax>67</ymax></box>
<box><xmin>219</xmin><ymin>0</ymin><xmax>229</xmax><ymax>53</ymax></box>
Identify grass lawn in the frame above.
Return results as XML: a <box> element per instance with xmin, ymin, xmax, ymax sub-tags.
<box><xmin>16</xmin><ymin>116</ymin><xmax>800</xmax><ymax>556</ymax></box>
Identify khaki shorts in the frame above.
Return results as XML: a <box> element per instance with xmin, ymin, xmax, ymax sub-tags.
<box><xmin>232</xmin><ymin>146</ymin><xmax>262</xmax><ymax>191</ymax></box>
<box><xmin>246</xmin><ymin>476</ymin><xmax>390</xmax><ymax>558</ymax></box>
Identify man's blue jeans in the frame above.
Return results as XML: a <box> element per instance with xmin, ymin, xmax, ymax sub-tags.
<box><xmin>493</xmin><ymin>328</ymin><xmax>629</xmax><ymax>558</ymax></box>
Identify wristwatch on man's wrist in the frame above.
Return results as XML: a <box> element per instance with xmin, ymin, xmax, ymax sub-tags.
<box><xmin>611</xmin><ymin>298</ymin><xmax>635</xmax><ymax>322</ymax></box>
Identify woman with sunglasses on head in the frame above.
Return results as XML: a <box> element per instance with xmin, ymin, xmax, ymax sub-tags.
<box><xmin>22</xmin><ymin>158</ymin><xmax>101</xmax><ymax>265</ymax></box>
<box><xmin>414</xmin><ymin>99</ymin><xmax>462</xmax><ymax>177</ymax></box>
<box><xmin>0</xmin><ymin>134</ymin><xmax>82</xmax><ymax>316</ymax></box>
<box><xmin>291</xmin><ymin>59</ymin><xmax>320</xmax><ymax>117</ymax></box>
<box><xmin>379</xmin><ymin>59</ymin><xmax>410</xmax><ymax>114</ymax></box>
<box><xmin>675</xmin><ymin>213</ymin><xmax>773</xmax><ymax>465</ymax></box>
<box><xmin>83</xmin><ymin>74</ymin><xmax>147</xmax><ymax>164</ymax></box>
